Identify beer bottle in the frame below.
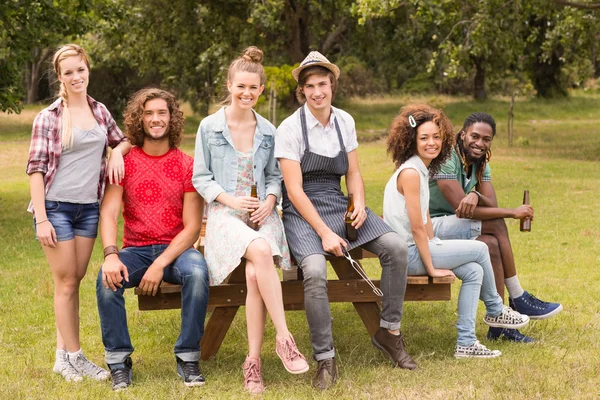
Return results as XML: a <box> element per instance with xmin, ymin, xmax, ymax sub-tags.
<box><xmin>345</xmin><ymin>193</ymin><xmax>358</xmax><ymax>241</ymax></box>
<box><xmin>520</xmin><ymin>190</ymin><xmax>531</xmax><ymax>232</ymax></box>
<box><xmin>248</xmin><ymin>184</ymin><xmax>259</xmax><ymax>231</ymax></box>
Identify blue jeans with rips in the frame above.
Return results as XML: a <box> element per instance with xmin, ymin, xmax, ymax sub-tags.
<box><xmin>96</xmin><ymin>245</ymin><xmax>209</xmax><ymax>364</ymax></box>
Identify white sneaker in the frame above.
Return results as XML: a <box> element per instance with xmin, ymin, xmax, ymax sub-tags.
<box><xmin>454</xmin><ymin>340</ymin><xmax>502</xmax><ymax>359</ymax></box>
<box><xmin>54</xmin><ymin>351</ymin><xmax>83</xmax><ymax>382</ymax></box>
<box><xmin>53</xmin><ymin>350</ymin><xmax>67</xmax><ymax>374</ymax></box>
<box><xmin>70</xmin><ymin>352</ymin><xmax>110</xmax><ymax>381</ymax></box>
<box><xmin>483</xmin><ymin>305</ymin><xmax>530</xmax><ymax>329</ymax></box>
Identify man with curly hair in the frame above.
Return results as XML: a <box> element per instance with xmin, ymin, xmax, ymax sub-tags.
<box><xmin>428</xmin><ymin>112</ymin><xmax>562</xmax><ymax>343</ymax></box>
<box><xmin>96</xmin><ymin>88</ymin><xmax>209</xmax><ymax>390</ymax></box>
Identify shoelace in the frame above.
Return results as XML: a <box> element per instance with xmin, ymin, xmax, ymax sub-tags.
<box><xmin>111</xmin><ymin>368</ymin><xmax>130</xmax><ymax>386</ymax></box>
<box><xmin>75</xmin><ymin>354</ymin><xmax>105</xmax><ymax>377</ymax></box>
<box><xmin>280</xmin><ymin>338</ymin><xmax>304</xmax><ymax>362</ymax></box>
<box><xmin>341</xmin><ymin>247</ymin><xmax>383</xmax><ymax>297</ymax></box>
<box><xmin>526</xmin><ymin>293</ymin><xmax>547</xmax><ymax>308</ymax></box>
<box><xmin>316</xmin><ymin>359</ymin><xmax>334</xmax><ymax>376</ymax></box>
<box><xmin>243</xmin><ymin>361</ymin><xmax>262</xmax><ymax>385</ymax></box>
<box><xmin>180</xmin><ymin>361</ymin><xmax>201</xmax><ymax>379</ymax></box>
<box><xmin>394</xmin><ymin>334</ymin><xmax>407</xmax><ymax>350</ymax></box>
<box><xmin>61</xmin><ymin>361</ymin><xmax>81</xmax><ymax>378</ymax></box>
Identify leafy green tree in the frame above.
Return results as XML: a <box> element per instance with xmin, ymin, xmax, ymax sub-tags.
<box><xmin>0</xmin><ymin>0</ymin><xmax>112</xmax><ymax>112</ymax></box>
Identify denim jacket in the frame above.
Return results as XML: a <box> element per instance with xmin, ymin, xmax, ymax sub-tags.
<box><xmin>193</xmin><ymin>106</ymin><xmax>282</xmax><ymax>203</ymax></box>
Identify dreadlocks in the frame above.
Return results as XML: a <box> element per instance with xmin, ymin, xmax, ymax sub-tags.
<box><xmin>456</xmin><ymin>112</ymin><xmax>496</xmax><ymax>189</ymax></box>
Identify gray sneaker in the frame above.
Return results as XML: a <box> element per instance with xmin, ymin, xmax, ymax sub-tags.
<box><xmin>483</xmin><ymin>305</ymin><xmax>530</xmax><ymax>329</ymax></box>
<box><xmin>70</xmin><ymin>352</ymin><xmax>110</xmax><ymax>381</ymax></box>
<box><xmin>454</xmin><ymin>341</ymin><xmax>502</xmax><ymax>359</ymax></box>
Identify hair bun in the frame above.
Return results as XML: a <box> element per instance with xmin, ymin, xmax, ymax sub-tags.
<box><xmin>242</xmin><ymin>46</ymin><xmax>264</xmax><ymax>64</ymax></box>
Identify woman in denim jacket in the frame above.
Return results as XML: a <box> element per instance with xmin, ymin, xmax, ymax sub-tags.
<box><xmin>193</xmin><ymin>47</ymin><xmax>308</xmax><ymax>394</ymax></box>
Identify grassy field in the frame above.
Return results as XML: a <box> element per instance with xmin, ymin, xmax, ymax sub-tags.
<box><xmin>1</xmin><ymin>92</ymin><xmax>599</xmax><ymax>399</ymax></box>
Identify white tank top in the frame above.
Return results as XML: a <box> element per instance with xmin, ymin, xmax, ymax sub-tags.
<box><xmin>383</xmin><ymin>155</ymin><xmax>429</xmax><ymax>244</ymax></box>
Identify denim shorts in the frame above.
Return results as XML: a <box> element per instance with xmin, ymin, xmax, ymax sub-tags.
<box><xmin>34</xmin><ymin>200</ymin><xmax>99</xmax><ymax>241</ymax></box>
<box><xmin>431</xmin><ymin>214</ymin><xmax>482</xmax><ymax>240</ymax></box>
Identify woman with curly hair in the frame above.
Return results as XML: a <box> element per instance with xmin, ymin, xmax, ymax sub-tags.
<box><xmin>383</xmin><ymin>104</ymin><xmax>529</xmax><ymax>358</ymax></box>
<box><xmin>193</xmin><ymin>46</ymin><xmax>308</xmax><ymax>394</ymax></box>
<box><xmin>27</xmin><ymin>44</ymin><xmax>130</xmax><ymax>382</ymax></box>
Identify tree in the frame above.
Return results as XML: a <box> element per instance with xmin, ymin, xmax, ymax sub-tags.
<box><xmin>0</xmin><ymin>0</ymin><xmax>110</xmax><ymax>112</ymax></box>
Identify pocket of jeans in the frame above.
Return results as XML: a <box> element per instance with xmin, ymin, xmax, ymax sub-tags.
<box><xmin>44</xmin><ymin>200</ymin><xmax>60</xmax><ymax>212</ymax></box>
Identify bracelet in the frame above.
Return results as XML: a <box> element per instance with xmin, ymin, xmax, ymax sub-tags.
<box><xmin>103</xmin><ymin>245</ymin><xmax>119</xmax><ymax>258</ymax></box>
<box><xmin>35</xmin><ymin>219</ymin><xmax>49</xmax><ymax>225</ymax></box>
<box><xmin>470</xmin><ymin>190</ymin><xmax>482</xmax><ymax>201</ymax></box>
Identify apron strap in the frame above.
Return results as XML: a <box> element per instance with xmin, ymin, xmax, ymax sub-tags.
<box><xmin>299</xmin><ymin>106</ymin><xmax>310</xmax><ymax>154</ymax></box>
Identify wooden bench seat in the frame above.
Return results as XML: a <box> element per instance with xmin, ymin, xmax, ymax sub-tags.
<box><xmin>136</xmin><ymin>237</ymin><xmax>454</xmax><ymax>360</ymax></box>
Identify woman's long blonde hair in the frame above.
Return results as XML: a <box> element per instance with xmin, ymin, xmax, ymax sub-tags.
<box><xmin>52</xmin><ymin>44</ymin><xmax>91</xmax><ymax>150</ymax></box>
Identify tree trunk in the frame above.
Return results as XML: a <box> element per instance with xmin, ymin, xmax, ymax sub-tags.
<box><xmin>508</xmin><ymin>93</ymin><xmax>515</xmax><ymax>147</ymax></box>
<box><xmin>527</xmin><ymin>16</ymin><xmax>567</xmax><ymax>98</ymax></box>
<box><xmin>473</xmin><ymin>56</ymin><xmax>487</xmax><ymax>101</ymax></box>
<box><xmin>25</xmin><ymin>47</ymin><xmax>53</xmax><ymax>104</ymax></box>
<box><xmin>285</xmin><ymin>0</ymin><xmax>311</xmax><ymax>63</ymax></box>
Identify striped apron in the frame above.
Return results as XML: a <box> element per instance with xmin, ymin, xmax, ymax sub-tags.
<box><xmin>282</xmin><ymin>107</ymin><xmax>392</xmax><ymax>263</ymax></box>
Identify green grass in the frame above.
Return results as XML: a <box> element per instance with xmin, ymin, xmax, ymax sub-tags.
<box><xmin>2</xmin><ymin>93</ymin><xmax>600</xmax><ymax>399</ymax></box>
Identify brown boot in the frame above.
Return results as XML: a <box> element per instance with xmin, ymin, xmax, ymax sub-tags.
<box><xmin>312</xmin><ymin>358</ymin><xmax>337</xmax><ymax>390</ymax></box>
<box><xmin>371</xmin><ymin>328</ymin><xmax>417</xmax><ymax>370</ymax></box>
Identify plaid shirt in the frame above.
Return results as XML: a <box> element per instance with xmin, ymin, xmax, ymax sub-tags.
<box><xmin>26</xmin><ymin>95</ymin><xmax>126</xmax><ymax>213</ymax></box>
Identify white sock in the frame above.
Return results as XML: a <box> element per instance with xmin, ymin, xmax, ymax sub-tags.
<box><xmin>67</xmin><ymin>349</ymin><xmax>83</xmax><ymax>363</ymax></box>
<box><xmin>505</xmin><ymin>276</ymin><xmax>525</xmax><ymax>299</ymax></box>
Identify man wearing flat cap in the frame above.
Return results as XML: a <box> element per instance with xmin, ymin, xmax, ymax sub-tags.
<box><xmin>275</xmin><ymin>51</ymin><xmax>416</xmax><ymax>390</ymax></box>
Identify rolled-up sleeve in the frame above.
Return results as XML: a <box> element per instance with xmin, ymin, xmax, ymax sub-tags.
<box><xmin>192</xmin><ymin>119</ymin><xmax>226</xmax><ymax>203</ymax></box>
<box><xmin>26</xmin><ymin>112</ymin><xmax>50</xmax><ymax>175</ymax></box>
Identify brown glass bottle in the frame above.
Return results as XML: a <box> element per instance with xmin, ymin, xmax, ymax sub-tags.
<box><xmin>345</xmin><ymin>193</ymin><xmax>358</xmax><ymax>241</ymax></box>
<box><xmin>520</xmin><ymin>190</ymin><xmax>531</xmax><ymax>232</ymax></box>
<box><xmin>248</xmin><ymin>184</ymin><xmax>259</xmax><ymax>231</ymax></box>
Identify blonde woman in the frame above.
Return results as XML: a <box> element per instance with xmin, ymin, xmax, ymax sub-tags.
<box><xmin>27</xmin><ymin>44</ymin><xmax>130</xmax><ymax>381</ymax></box>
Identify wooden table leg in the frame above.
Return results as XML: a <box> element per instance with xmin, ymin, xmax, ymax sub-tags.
<box><xmin>200</xmin><ymin>261</ymin><xmax>247</xmax><ymax>361</ymax></box>
<box><xmin>330</xmin><ymin>257</ymin><xmax>381</xmax><ymax>337</ymax></box>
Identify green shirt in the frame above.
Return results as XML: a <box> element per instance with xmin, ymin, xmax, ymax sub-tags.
<box><xmin>428</xmin><ymin>148</ymin><xmax>491</xmax><ymax>217</ymax></box>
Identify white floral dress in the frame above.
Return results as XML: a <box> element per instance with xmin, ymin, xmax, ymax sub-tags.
<box><xmin>204</xmin><ymin>150</ymin><xmax>292</xmax><ymax>285</ymax></box>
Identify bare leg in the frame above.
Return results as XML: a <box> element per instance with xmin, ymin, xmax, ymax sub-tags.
<box><xmin>43</xmin><ymin>236</ymin><xmax>95</xmax><ymax>352</ymax></box>
<box><xmin>244</xmin><ymin>238</ymin><xmax>290</xmax><ymax>339</ymax></box>
<box><xmin>245</xmin><ymin>261</ymin><xmax>267</xmax><ymax>359</ymax></box>
<box><xmin>476</xmin><ymin>234</ymin><xmax>505</xmax><ymax>301</ymax></box>
<box><xmin>481</xmin><ymin>218</ymin><xmax>518</xmax><ymax>279</ymax></box>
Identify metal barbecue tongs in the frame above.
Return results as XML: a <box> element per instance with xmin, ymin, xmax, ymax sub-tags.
<box><xmin>341</xmin><ymin>246</ymin><xmax>383</xmax><ymax>297</ymax></box>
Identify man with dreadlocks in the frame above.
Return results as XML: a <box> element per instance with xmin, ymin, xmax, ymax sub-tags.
<box><xmin>428</xmin><ymin>112</ymin><xmax>562</xmax><ymax>343</ymax></box>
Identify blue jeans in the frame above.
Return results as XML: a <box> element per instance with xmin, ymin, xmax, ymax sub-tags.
<box><xmin>431</xmin><ymin>214</ymin><xmax>482</xmax><ymax>240</ymax></box>
<box><xmin>407</xmin><ymin>238</ymin><xmax>503</xmax><ymax>346</ymax></box>
<box><xmin>96</xmin><ymin>245</ymin><xmax>209</xmax><ymax>364</ymax></box>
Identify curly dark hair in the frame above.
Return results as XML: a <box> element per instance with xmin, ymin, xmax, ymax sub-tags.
<box><xmin>387</xmin><ymin>104</ymin><xmax>456</xmax><ymax>176</ymax></box>
<box><xmin>123</xmin><ymin>88</ymin><xmax>185</xmax><ymax>148</ymax></box>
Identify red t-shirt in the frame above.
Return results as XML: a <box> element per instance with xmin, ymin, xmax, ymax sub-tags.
<box><xmin>119</xmin><ymin>147</ymin><xmax>196</xmax><ymax>247</ymax></box>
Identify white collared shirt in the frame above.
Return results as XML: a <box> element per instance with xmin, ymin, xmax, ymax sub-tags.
<box><xmin>275</xmin><ymin>104</ymin><xmax>359</xmax><ymax>162</ymax></box>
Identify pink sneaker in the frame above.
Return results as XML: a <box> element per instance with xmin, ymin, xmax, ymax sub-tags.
<box><xmin>242</xmin><ymin>357</ymin><xmax>265</xmax><ymax>395</ymax></box>
<box><xmin>275</xmin><ymin>334</ymin><xmax>309</xmax><ymax>374</ymax></box>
